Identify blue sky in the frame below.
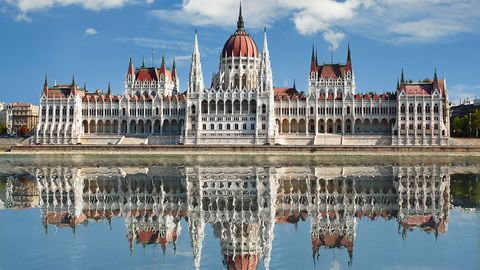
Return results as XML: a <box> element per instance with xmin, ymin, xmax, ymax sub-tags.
<box><xmin>1</xmin><ymin>0</ymin><xmax>480</xmax><ymax>105</ymax></box>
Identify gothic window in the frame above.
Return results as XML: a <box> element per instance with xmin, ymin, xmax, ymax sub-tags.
<box><xmin>191</xmin><ymin>105</ymin><xmax>196</xmax><ymax>114</ymax></box>
<box><xmin>262</xmin><ymin>104</ymin><xmax>266</xmax><ymax>114</ymax></box>
<box><xmin>401</xmin><ymin>104</ymin><xmax>406</xmax><ymax>114</ymax></box>
<box><xmin>408</xmin><ymin>104</ymin><xmax>414</xmax><ymax>113</ymax></box>
<box><xmin>434</xmin><ymin>104</ymin><xmax>439</xmax><ymax>114</ymax></box>
<box><xmin>234</xmin><ymin>75</ymin><xmax>239</xmax><ymax>89</ymax></box>
<box><xmin>417</xmin><ymin>104</ymin><xmax>422</xmax><ymax>113</ymax></box>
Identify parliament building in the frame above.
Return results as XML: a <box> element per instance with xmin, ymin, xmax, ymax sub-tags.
<box><xmin>33</xmin><ymin>6</ymin><xmax>450</xmax><ymax>146</ymax></box>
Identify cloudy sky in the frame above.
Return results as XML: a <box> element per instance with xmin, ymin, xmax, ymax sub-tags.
<box><xmin>1</xmin><ymin>0</ymin><xmax>479</xmax><ymax>104</ymax></box>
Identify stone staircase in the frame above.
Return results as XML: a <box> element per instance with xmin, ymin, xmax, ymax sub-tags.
<box><xmin>118</xmin><ymin>136</ymin><xmax>148</xmax><ymax>145</ymax></box>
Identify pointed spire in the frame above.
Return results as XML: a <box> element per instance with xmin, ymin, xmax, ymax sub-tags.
<box><xmin>83</xmin><ymin>82</ymin><xmax>86</xmax><ymax>90</ymax></box>
<box><xmin>315</xmin><ymin>49</ymin><xmax>318</xmax><ymax>66</ymax></box>
<box><xmin>161</xmin><ymin>51</ymin><xmax>165</xmax><ymax>67</ymax></box>
<box><xmin>142</xmin><ymin>54</ymin><xmax>145</xmax><ymax>68</ymax></box>
<box><xmin>71</xmin><ymin>73</ymin><xmax>76</xmax><ymax>86</ymax></box>
<box><xmin>400</xmin><ymin>68</ymin><xmax>405</xmax><ymax>84</ymax></box>
<box><xmin>434</xmin><ymin>68</ymin><xmax>438</xmax><ymax>81</ymax></box>
<box><xmin>310</xmin><ymin>44</ymin><xmax>316</xmax><ymax>73</ymax></box>
<box><xmin>263</xmin><ymin>27</ymin><xmax>269</xmax><ymax>56</ymax></box>
<box><xmin>43</xmin><ymin>74</ymin><xmax>49</xmax><ymax>95</ymax></box>
<box><xmin>346</xmin><ymin>44</ymin><xmax>352</xmax><ymax>71</ymax></box>
<box><xmin>193</xmin><ymin>29</ymin><xmax>199</xmax><ymax>55</ymax></box>
<box><xmin>127</xmin><ymin>56</ymin><xmax>135</xmax><ymax>77</ymax></box>
<box><xmin>396</xmin><ymin>78</ymin><xmax>400</xmax><ymax>90</ymax></box>
<box><xmin>172</xmin><ymin>56</ymin><xmax>177</xmax><ymax>81</ymax></box>
<box><xmin>107</xmin><ymin>82</ymin><xmax>111</xmax><ymax>95</ymax></box>
<box><xmin>293</xmin><ymin>79</ymin><xmax>296</xmax><ymax>90</ymax></box>
<box><xmin>237</xmin><ymin>2</ymin><xmax>244</xmax><ymax>30</ymax></box>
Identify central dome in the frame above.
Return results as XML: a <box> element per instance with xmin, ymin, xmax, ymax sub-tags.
<box><xmin>221</xmin><ymin>5</ymin><xmax>259</xmax><ymax>58</ymax></box>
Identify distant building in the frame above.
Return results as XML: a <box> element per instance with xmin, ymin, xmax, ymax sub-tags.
<box><xmin>11</xmin><ymin>102</ymin><xmax>39</xmax><ymax>134</ymax></box>
<box><xmin>0</xmin><ymin>103</ymin><xmax>13</xmax><ymax>134</ymax></box>
<box><xmin>450</xmin><ymin>98</ymin><xmax>480</xmax><ymax>118</ymax></box>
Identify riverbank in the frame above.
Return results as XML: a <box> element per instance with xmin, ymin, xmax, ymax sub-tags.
<box><xmin>5</xmin><ymin>144</ymin><xmax>480</xmax><ymax>156</ymax></box>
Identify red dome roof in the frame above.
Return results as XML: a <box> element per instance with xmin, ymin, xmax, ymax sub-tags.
<box><xmin>221</xmin><ymin>4</ymin><xmax>258</xmax><ymax>58</ymax></box>
<box><xmin>222</xmin><ymin>31</ymin><xmax>258</xmax><ymax>58</ymax></box>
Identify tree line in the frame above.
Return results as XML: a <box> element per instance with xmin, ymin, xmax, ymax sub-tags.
<box><xmin>452</xmin><ymin>109</ymin><xmax>480</xmax><ymax>138</ymax></box>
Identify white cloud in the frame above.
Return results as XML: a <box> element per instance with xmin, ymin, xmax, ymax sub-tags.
<box><xmin>84</xmin><ymin>28</ymin><xmax>98</xmax><ymax>36</ymax></box>
<box><xmin>6</xmin><ymin>0</ymin><xmax>152</xmax><ymax>20</ymax></box>
<box><xmin>149</xmin><ymin>0</ymin><xmax>480</xmax><ymax>44</ymax></box>
<box><xmin>323</xmin><ymin>30</ymin><xmax>345</xmax><ymax>51</ymax></box>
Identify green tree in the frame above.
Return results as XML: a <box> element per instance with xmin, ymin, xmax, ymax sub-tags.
<box><xmin>453</xmin><ymin>116</ymin><xmax>463</xmax><ymax>136</ymax></box>
<box><xmin>0</xmin><ymin>124</ymin><xmax>7</xmax><ymax>135</ymax></box>
<box><xmin>471</xmin><ymin>109</ymin><xmax>480</xmax><ymax>138</ymax></box>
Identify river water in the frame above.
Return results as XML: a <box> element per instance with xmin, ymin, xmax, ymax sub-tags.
<box><xmin>0</xmin><ymin>155</ymin><xmax>479</xmax><ymax>270</ymax></box>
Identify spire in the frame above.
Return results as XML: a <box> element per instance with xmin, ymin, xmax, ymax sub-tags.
<box><xmin>262</xmin><ymin>27</ymin><xmax>269</xmax><ymax>57</ymax></box>
<box><xmin>259</xmin><ymin>27</ymin><xmax>273</xmax><ymax>92</ymax></box>
<box><xmin>127</xmin><ymin>56</ymin><xmax>134</xmax><ymax>76</ymax></box>
<box><xmin>346</xmin><ymin>44</ymin><xmax>352</xmax><ymax>72</ymax></box>
<box><xmin>315</xmin><ymin>49</ymin><xmax>318</xmax><ymax>66</ymax></box>
<box><xmin>161</xmin><ymin>51</ymin><xmax>165</xmax><ymax>67</ymax></box>
<box><xmin>107</xmin><ymin>82</ymin><xmax>111</xmax><ymax>95</ymax></box>
<box><xmin>142</xmin><ymin>54</ymin><xmax>145</xmax><ymax>68</ymax></box>
<box><xmin>70</xmin><ymin>74</ymin><xmax>77</xmax><ymax>95</ymax></box>
<box><xmin>83</xmin><ymin>82</ymin><xmax>86</xmax><ymax>90</ymax></box>
<box><xmin>237</xmin><ymin>2</ymin><xmax>244</xmax><ymax>30</ymax></box>
<box><xmin>189</xmin><ymin>30</ymin><xmax>204</xmax><ymax>93</ymax></box>
<box><xmin>396</xmin><ymin>78</ymin><xmax>400</xmax><ymax>90</ymax></box>
<box><xmin>434</xmin><ymin>68</ymin><xmax>438</xmax><ymax>81</ymax></box>
<box><xmin>43</xmin><ymin>74</ymin><xmax>49</xmax><ymax>95</ymax></box>
<box><xmin>293</xmin><ymin>79</ymin><xmax>296</xmax><ymax>90</ymax></box>
<box><xmin>194</xmin><ymin>29</ymin><xmax>199</xmax><ymax>55</ymax></box>
<box><xmin>310</xmin><ymin>44</ymin><xmax>316</xmax><ymax>73</ymax></box>
<box><xmin>400</xmin><ymin>68</ymin><xmax>405</xmax><ymax>84</ymax></box>
<box><xmin>172</xmin><ymin>56</ymin><xmax>177</xmax><ymax>80</ymax></box>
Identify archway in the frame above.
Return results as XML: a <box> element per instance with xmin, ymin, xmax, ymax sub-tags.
<box><xmin>154</xmin><ymin>120</ymin><xmax>161</xmax><ymax>134</ymax></box>
<box><xmin>327</xmin><ymin>119</ymin><xmax>334</xmax><ymax>133</ymax></box>
<box><xmin>82</xmin><ymin>120</ymin><xmax>88</xmax><ymax>134</ymax></box>
<box><xmin>89</xmin><ymin>120</ymin><xmax>96</xmax><ymax>133</ymax></box>
<box><xmin>129</xmin><ymin>120</ymin><xmax>136</xmax><ymax>134</ymax></box>
<box><xmin>335</xmin><ymin>119</ymin><xmax>342</xmax><ymax>134</ymax></box>
<box><xmin>308</xmin><ymin>119</ymin><xmax>315</xmax><ymax>133</ymax></box>
<box><xmin>299</xmin><ymin>119</ymin><xmax>306</xmax><ymax>134</ymax></box>
<box><xmin>318</xmin><ymin>119</ymin><xmax>325</xmax><ymax>133</ymax></box>
<box><xmin>291</xmin><ymin>119</ymin><xmax>298</xmax><ymax>133</ymax></box>
<box><xmin>282</xmin><ymin>119</ymin><xmax>289</xmax><ymax>133</ymax></box>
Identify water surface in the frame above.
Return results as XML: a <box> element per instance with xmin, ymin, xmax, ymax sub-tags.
<box><xmin>0</xmin><ymin>155</ymin><xmax>479</xmax><ymax>270</ymax></box>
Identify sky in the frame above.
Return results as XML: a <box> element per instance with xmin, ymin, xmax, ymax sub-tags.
<box><xmin>0</xmin><ymin>0</ymin><xmax>480</xmax><ymax>105</ymax></box>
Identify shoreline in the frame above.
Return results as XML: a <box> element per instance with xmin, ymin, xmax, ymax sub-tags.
<box><xmin>4</xmin><ymin>144</ymin><xmax>480</xmax><ymax>156</ymax></box>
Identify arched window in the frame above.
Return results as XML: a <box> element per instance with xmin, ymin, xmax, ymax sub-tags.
<box><xmin>434</xmin><ymin>104</ymin><xmax>439</xmax><ymax>114</ymax></box>
<box><xmin>191</xmin><ymin>105</ymin><xmax>196</xmax><ymax>114</ymax></box>
<box><xmin>262</xmin><ymin>104</ymin><xmax>266</xmax><ymax>114</ymax></box>
<box><xmin>310</xmin><ymin>106</ymin><xmax>314</xmax><ymax>115</ymax></box>
<box><xmin>122</xmin><ymin>108</ymin><xmax>126</xmax><ymax>115</ymax></box>
<box><xmin>346</xmin><ymin>106</ymin><xmax>351</xmax><ymax>114</ymax></box>
<box><xmin>417</xmin><ymin>104</ymin><xmax>422</xmax><ymax>113</ymax></box>
<box><xmin>401</xmin><ymin>104</ymin><xmax>406</xmax><ymax>114</ymax></box>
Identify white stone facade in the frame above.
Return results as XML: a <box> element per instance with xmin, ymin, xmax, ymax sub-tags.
<box><xmin>33</xmin><ymin>8</ymin><xmax>449</xmax><ymax>146</ymax></box>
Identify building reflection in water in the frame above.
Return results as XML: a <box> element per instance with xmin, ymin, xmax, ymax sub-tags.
<box><xmin>1</xmin><ymin>165</ymin><xmax>451</xmax><ymax>270</ymax></box>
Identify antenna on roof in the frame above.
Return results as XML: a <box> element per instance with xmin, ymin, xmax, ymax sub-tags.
<box><xmin>152</xmin><ymin>49</ymin><xmax>156</xmax><ymax>67</ymax></box>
